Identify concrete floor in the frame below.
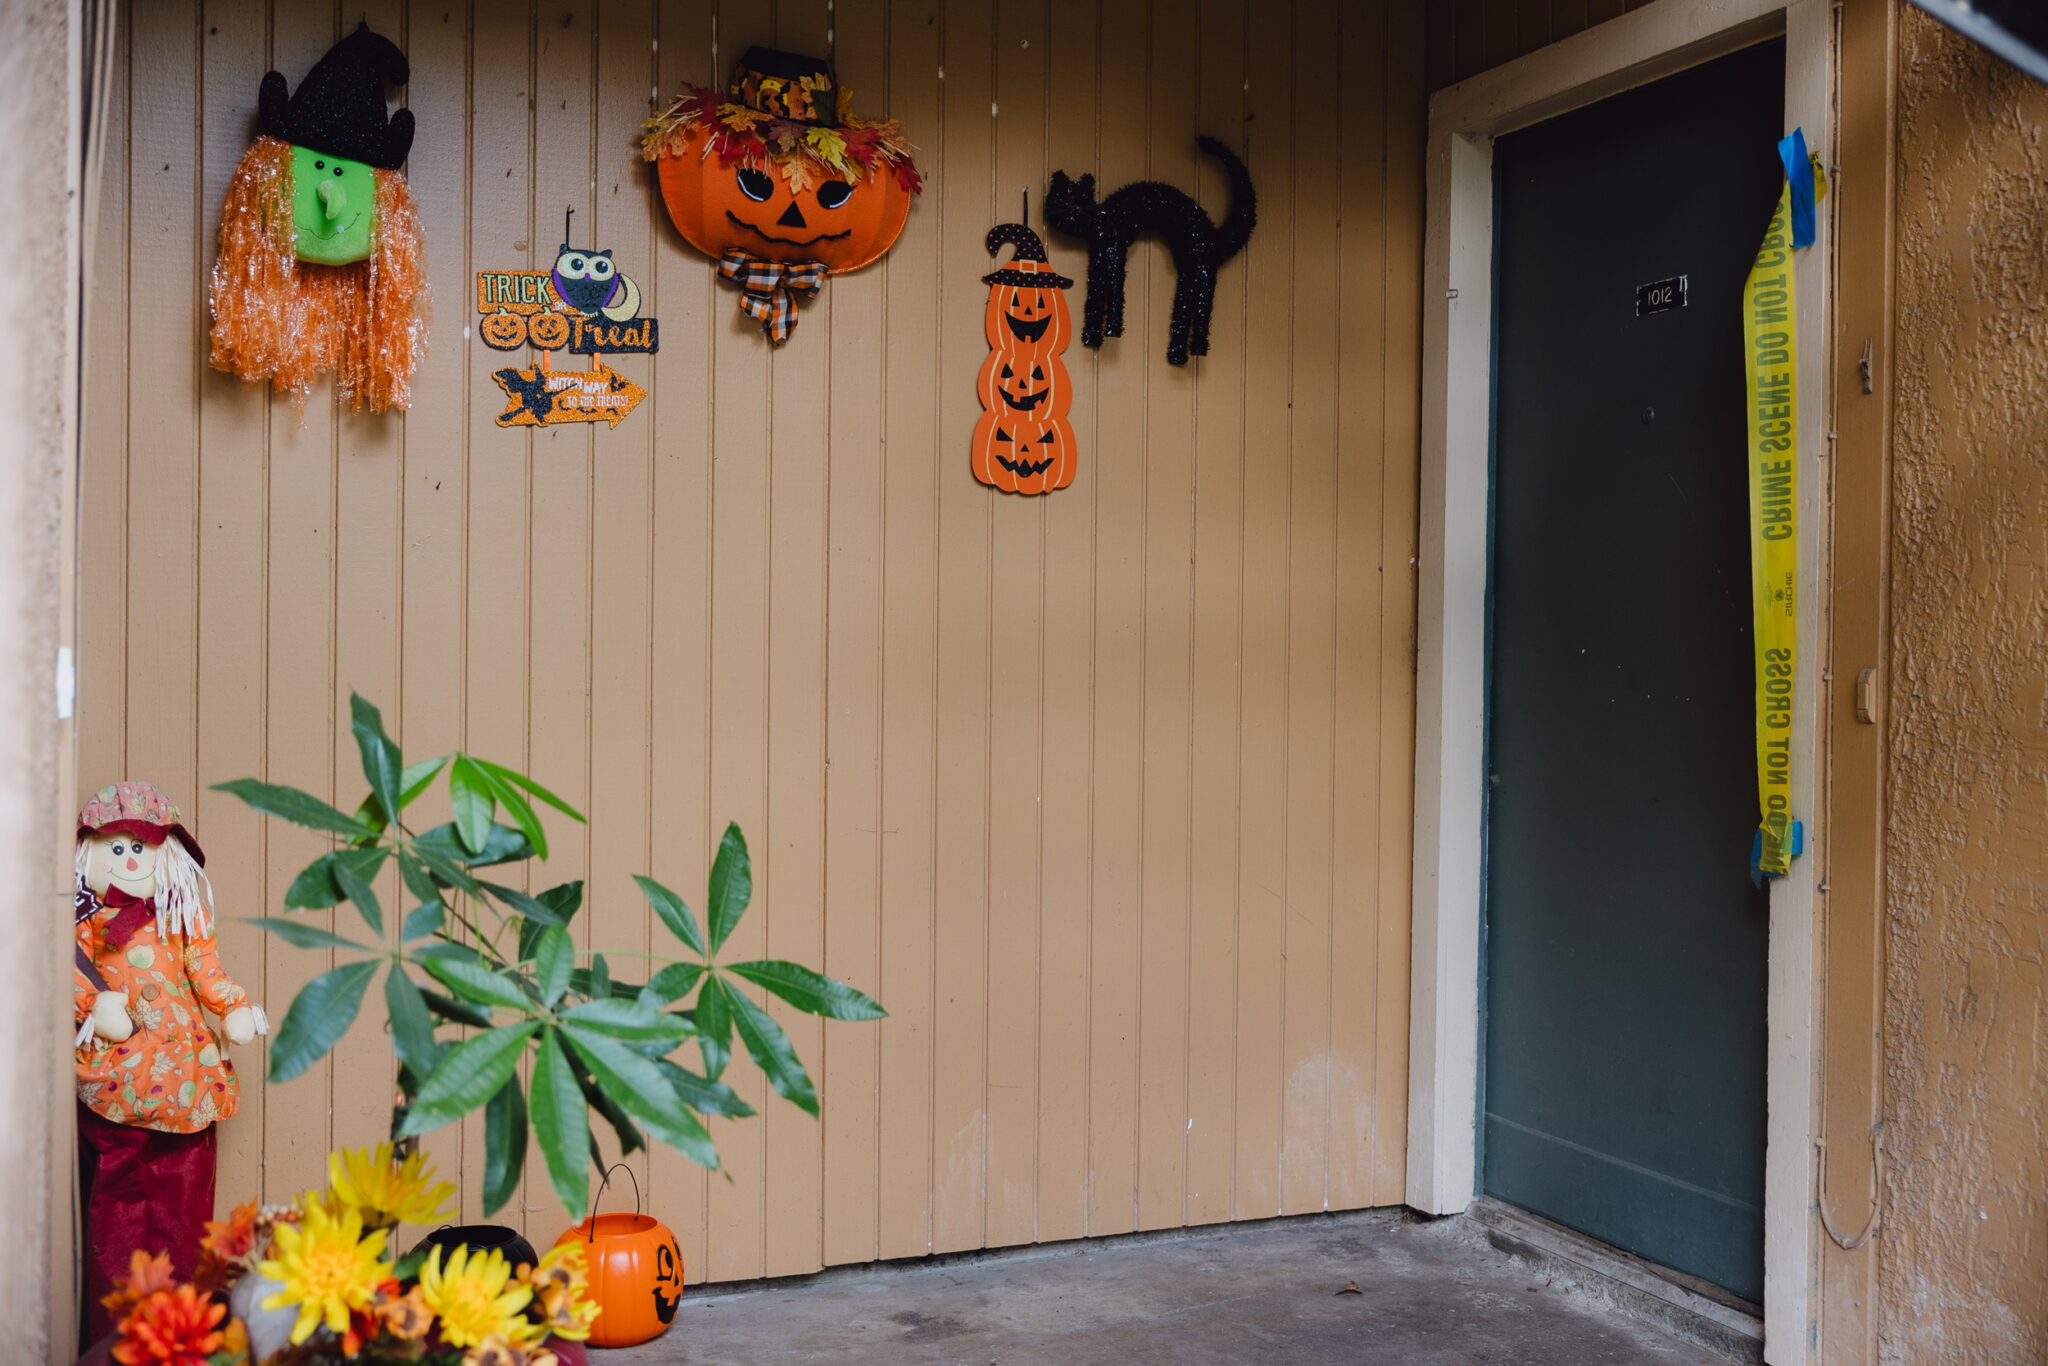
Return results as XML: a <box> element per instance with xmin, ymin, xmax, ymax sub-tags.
<box><xmin>604</xmin><ymin>1210</ymin><xmax>1725</xmax><ymax>1365</ymax></box>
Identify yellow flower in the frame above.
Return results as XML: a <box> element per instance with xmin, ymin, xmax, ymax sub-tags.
<box><xmin>325</xmin><ymin>1143</ymin><xmax>456</xmax><ymax>1228</ymax></box>
<box><xmin>258</xmin><ymin>1201</ymin><xmax>390</xmax><ymax>1346</ymax></box>
<box><xmin>418</xmin><ymin>1245</ymin><xmax>535</xmax><ymax>1349</ymax></box>
<box><xmin>518</xmin><ymin>1243</ymin><xmax>602</xmax><ymax>1341</ymax></box>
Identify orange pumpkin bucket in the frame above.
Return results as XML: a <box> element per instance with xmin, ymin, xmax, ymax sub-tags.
<box><xmin>554</xmin><ymin>1166</ymin><xmax>685</xmax><ymax>1347</ymax></box>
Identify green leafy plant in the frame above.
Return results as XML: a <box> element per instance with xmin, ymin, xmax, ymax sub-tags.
<box><xmin>216</xmin><ymin>693</ymin><xmax>884</xmax><ymax>1215</ymax></box>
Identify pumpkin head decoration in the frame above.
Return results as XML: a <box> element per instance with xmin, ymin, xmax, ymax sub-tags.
<box><xmin>972</xmin><ymin>224</ymin><xmax>1078</xmax><ymax>495</ymax></box>
<box><xmin>555</xmin><ymin>1210</ymin><xmax>685</xmax><ymax>1348</ymax></box>
<box><xmin>209</xmin><ymin>23</ymin><xmax>427</xmax><ymax>412</ymax></box>
<box><xmin>641</xmin><ymin>48</ymin><xmax>922</xmax><ymax>343</ymax></box>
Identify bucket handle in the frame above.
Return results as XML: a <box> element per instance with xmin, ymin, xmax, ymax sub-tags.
<box><xmin>581</xmin><ymin>1162</ymin><xmax>643</xmax><ymax>1241</ymax></box>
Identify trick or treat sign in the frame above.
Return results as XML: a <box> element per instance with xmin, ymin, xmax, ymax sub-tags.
<box><xmin>476</xmin><ymin>211</ymin><xmax>658</xmax><ymax>429</ymax></box>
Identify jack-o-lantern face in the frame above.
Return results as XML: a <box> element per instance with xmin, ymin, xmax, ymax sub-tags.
<box><xmin>985</xmin><ymin>281</ymin><xmax>1071</xmax><ymax>360</ymax></box>
<box><xmin>971</xmin><ymin>413</ymin><xmax>1077</xmax><ymax>495</ymax></box>
<box><xmin>656</xmin><ymin>126</ymin><xmax>913</xmax><ymax>273</ymax></box>
<box><xmin>976</xmin><ymin>349</ymin><xmax>1071</xmax><ymax>419</ymax></box>
<box><xmin>556</xmin><ymin>1213</ymin><xmax>686</xmax><ymax>1348</ymax></box>
<box><xmin>526</xmin><ymin>308</ymin><xmax>572</xmax><ymax>350</ymax></box>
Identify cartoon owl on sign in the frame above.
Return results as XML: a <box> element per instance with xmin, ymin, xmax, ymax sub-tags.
<box><xmin>551</xmin><ymin>209</ymin><xmax>643</xmax><ymax>321</ymax></box>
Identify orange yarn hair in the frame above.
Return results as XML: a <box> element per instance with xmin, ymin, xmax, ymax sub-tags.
<box><xmin>208</xmin><ymin>136</ymin><xmax>428</xmax><ymax>413</ymax></box>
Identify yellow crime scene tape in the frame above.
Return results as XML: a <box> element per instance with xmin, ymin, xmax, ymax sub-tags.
<box><xmin>1742</xmin><ymin>131</ymin><xmax>1824</xmax><ymax>879</ymax></box>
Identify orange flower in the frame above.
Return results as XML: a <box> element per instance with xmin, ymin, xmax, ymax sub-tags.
<box><xmin>201</xmin><ymin>1200</ymin><xmax>260</xmax><ymax>1263</ymax></box>
<box><xmin>101</xmin><ymin>1250</ymin><xmax>177</xmax><ymax>1321</ymax></box>
<box><xmin>111</xmin><ymin>1287</ymin><xmax>226</xmax><ymax>1366</ymax></box>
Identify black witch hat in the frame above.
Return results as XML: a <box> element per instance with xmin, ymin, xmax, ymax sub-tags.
<box><xmin>258</xmin><ymin>21</ymin><xmax>414</xmax><ymax>170</ymax></box>
<box><xmin>982</xmin><ymin>223</ymin><xmax>1073</xmax><ymax>288</ymax></box>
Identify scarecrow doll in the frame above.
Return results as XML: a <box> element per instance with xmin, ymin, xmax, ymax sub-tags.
<box><xmin>73</xmin><ymin>782</ymin><xmax>265</xmax><ymax>1342</ymax></box>
<box><xmin>209</xmin><ymin>22</ymin><xmax>427</xmax><ymax>412</ymax></box>
<box><xmin>640</xmin><ymin>47</ymin><xmax>922</xmax><ymax>343</ymax></box>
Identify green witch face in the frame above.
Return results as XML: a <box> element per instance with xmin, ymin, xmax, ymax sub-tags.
<box><xmin>290</xmin><ymin>143</ymin><xmax>376</xmax><ymax>264</ymax></box>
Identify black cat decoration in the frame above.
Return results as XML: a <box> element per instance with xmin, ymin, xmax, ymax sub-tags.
<box><xmin>1042</xmin><ymin>136</ymin><xmax>1256</xmax><ymax>366</ymax></box>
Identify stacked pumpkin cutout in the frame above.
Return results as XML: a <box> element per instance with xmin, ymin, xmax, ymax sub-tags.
<box><xmin>972</xmin><ymin>224</ymin><xmax>1078</xmax><ymax>495</ymax></box>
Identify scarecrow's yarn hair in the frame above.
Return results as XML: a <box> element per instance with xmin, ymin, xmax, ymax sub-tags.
<box><xmin>209</xmin><ymin>136</ymin><xmax>429</xmax><ymax>412</ymax></box>
<box><xmin>74</xmin><ymin>833</ymin><xmax>214</xmax><ymax>941</ymax></box>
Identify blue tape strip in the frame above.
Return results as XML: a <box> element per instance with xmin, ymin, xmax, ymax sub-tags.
<box><xmin>1749</xmin><ymin>820</ymin><xmax>1805</xmax><ymax>887</ymax></box>
<box><xmin>1778</xmin><ymin>128</ymin><xmax>1816</xmax><ymax>249</ymax></box>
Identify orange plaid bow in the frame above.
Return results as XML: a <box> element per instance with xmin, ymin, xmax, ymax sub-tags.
<box><xmin>718</xmin><ymin>250</ymin><xmax>828</xmax><ymax>343</ymax></box>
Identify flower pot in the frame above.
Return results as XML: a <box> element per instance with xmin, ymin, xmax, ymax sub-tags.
<box><xmin>411</xmin><ymin>1224</ymin><xmax>539</xmax><ymax>1272</ymax></box>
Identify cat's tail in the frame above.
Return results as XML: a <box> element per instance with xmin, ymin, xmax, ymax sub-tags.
<box><xmin>1199</xmin><ymin>135</ymin><xmax>1257</xmax><ymax>259</ymax></box>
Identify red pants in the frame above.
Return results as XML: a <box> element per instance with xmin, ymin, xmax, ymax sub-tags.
<box><xmin>76</xmin><ymin>1105</ymin><xmax>216</xmax><ymax>1343</ymax></box>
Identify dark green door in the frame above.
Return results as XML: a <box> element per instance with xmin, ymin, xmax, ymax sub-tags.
<box><xmin>1483</xmin><ymin>38</ymin><xmax>1786</xmax><ymax>1305</ymax></box>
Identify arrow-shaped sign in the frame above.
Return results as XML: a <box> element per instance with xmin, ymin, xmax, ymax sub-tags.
<box><xmin>491</xmin><ymin>359</ymin><xmax>647</xmax><ymax>429</ymax></box>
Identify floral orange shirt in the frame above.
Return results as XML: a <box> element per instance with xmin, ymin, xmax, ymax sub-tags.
<box><xmin>74</xmin><ymin>890</ymin><xmax>248</xmax><ymax>1133</ymax></box>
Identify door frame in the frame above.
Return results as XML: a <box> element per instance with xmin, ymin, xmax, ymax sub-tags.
<box><xmin>1405</xmin><ymin>1</ymin><xmax>1832</xmax><ymax>1361</ymax></box>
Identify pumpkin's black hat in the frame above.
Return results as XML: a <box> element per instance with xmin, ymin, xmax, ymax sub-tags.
<box><xmin>258</xmin><ymin>22</ymin><xmax>414</xmax><ymax>170</ymax></box>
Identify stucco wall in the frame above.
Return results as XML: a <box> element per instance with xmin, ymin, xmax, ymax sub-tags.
<box><xmin>1881</xmin><ymin>11</ymin><xmax>2048</xmax><ymax>1362</ymax></box>
<box><xmin>0</xmin><ymin>0</ymin><xmax>75</xmax><ymax>1360</ymax></box>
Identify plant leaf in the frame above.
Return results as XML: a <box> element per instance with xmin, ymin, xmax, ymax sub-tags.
<box><xmin>397</xmin><ymin>756</ymin><xmax>449</xmax><ymax>810</ymax></box>
<box><xmin>537</xmin><ymin>881</ymin><xmax>584</xmax><ymax>926</ymax></box>
<box><xmin>419</xmin><ymin>957</ymin><xmax>533</xmax><ymax>1013</ymax></box>
<box><xmin>638</xmin><ymin>961</ymin><xmax>706</xmax><ymax>1008</ymax></box>
<box><xmin>448</xmin><ymin>755</ymin><xmax>496</xmax><ymax>857</ymax></box>
<box><xmin>385</xmin><ymin>966</ymin><xmax>439</xmax><ymax>1083</ymax></box>
<box><xmin>471</xmin><ymin>757</ymin><xmax>588</xmax><ymax>825</ymax></box>
<box><xmin>695</xmin><ymin>975</ymin><xmax>733</xmax><ymax>1080</ymax></box>
<box><xmin>399</xmin><ymin>1022</ymin><xmax>539</xmax><ymax>1137</ymax></box>
<box><xmin>284</xmin><ymin>854</ymin><xmax>344</xmax><ymax>911</ymax></box>
<box><xmin>574</xmin><ymin>1066</ymin><xmax>646</xmax><ymax>1157</ymax></box>
<box><xmin>268</xmin><ymin>961</ymin><xmax>380</xmax><ymax>1083</ymax></box>
<box><xmin>562</xmin><ymin>997</ymin><xmax>692</xmax><ymax>1047</ymax></box>
<box><xmin>413</xmin><ymin>822</ymin><xmax>533</xmax><ymax>870</ymax></box>
<box><xmin>420</xmin><ymin>989</ymin><xmax>493</xmax><ymax>1029</ymax></box>
<box><xmin>654</xmin><ymin>1057</ymin><xmax>756</xmax><ymax>1119</ymax></box>
<box><xmin>331</xmin><ymin>856</ymin><xmax>384</xmax><ymax>938</ymax></box>
<box><xmin>350</xmin><ymin>694</ymin><xmax>405</xmax><ymax>833</ymax></box>
<box><xmin>568</xmin><ymin>968</ymin><xmax>642</xmax><ymax>1003</ymax></box>
<box><xmin>478</xmin><ymin>880</ymin><xmax>566</xmax><ymax>927</ymax></box>
<box><xmin>400</xmin><ymin>902</ymin><xmax>445</xmax><ymax>943</ymax></box>
<box><xmin>247</xmin><ymin>917</ymin><xmax>373</xmax><ymax>953</ymax></box>
<box><xmin>723</xmin><ymin>960</ymin><xmax>887</xmax><ymax>1021</ymax></box>
<box><xmin>482</xmin><ymin>1073</ymin><xmax>528</xmax><ymax>1217</ymax></box>
<box><xmin>726</xmin><ymin>984</ymin><xmax>819</xmax><ymax>1116</ymax></box>
<box><xmin>471</xmin><ymin>762</ymin><xmax>548</xmax><ymax>861</ymax></box>
<box><xmin>213</xmin><ymin>778</ymin><xmax>378</xmax><ymax>839</ymax></box>
<box><xmin>397</xmin><ymin>852</ymin><xmax>441</xmax><ymax>907</ymax></box>
<box><xmin>534</xmin><ymin>927</ymin><xmax>572</xmax><ymax>1008</ymax></box>
<box><xmin>633</xmin><ymin>875</ymin><xmax>705</xmax><ymax>957</ymax></box>
<box><xmin>560</xmin><ymin>1025</ymin><xmax>721</xmax><ymax>1170</ymax></box>
<box><xmin>529</xmin><ymin>1029</ymin><xmax>593</xmax><ymax>1215</ymax></box>
<box><xmin>705</xmin><ymin>823</ymin><xmax>752</xmax><ymax>954</ymax></box>
<box><xmin>407</xmin><ymin>837</ymin><xmax>482</xmax><ymax>897</ymax></box>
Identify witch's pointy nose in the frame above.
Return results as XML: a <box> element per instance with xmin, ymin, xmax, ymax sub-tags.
<box><xmin>317</xmin><ymin>178</ymin><xmax>347</xmax><ymax>219</ymax></box>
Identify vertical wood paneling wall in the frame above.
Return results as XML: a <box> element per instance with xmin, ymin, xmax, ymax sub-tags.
<box><xmin>81</xmin><ymin>0</ymin><xmax>1423</xmax><ymax>1282</ymax></box>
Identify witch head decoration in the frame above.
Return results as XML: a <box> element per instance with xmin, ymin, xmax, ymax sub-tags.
<box><xmin>640</xmin><ymin>47</ymin><xmax>923</xmax><ymax>343</ymax></box>
<box><xmin>209</xmin><ymin>21</ymin><xmax>428</xmax><ymax>411</ymax></box>
<box><xmin>1043</xmin><ymin>135</ymin><xmax>1255</xmax><ymax>366</ymax></box>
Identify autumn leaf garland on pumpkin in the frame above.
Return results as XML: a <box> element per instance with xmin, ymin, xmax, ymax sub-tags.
<box><xmin>640</xmin><ymin>47</ymin><xmax>922</xmax><ymax>342</ymax></box>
